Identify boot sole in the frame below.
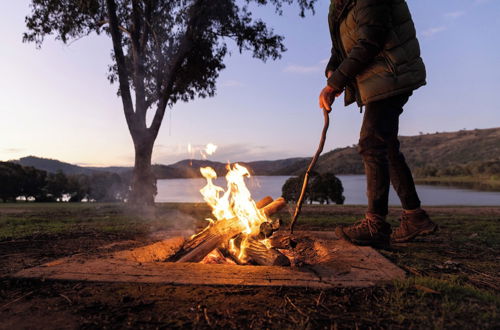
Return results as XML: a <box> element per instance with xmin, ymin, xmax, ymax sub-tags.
<box><xmin>335</xmin><ymin>227</ymin><xmax>391</xmax><ymax>249</ymax></box>
<box><xmin>391</xmin><ymin>223</ymin><xmax>439</xmax><ymax>243</ymax></box>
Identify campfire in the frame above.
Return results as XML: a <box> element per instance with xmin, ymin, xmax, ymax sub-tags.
<box><xmin>14</xmin><ymin>162</ymin><xmax>406</xmax><ymax>287</ymax></box>
<box><xmin>167</xmin><ymin>163</ymin><xmax>291</xmax><ymax>266</ymax></box>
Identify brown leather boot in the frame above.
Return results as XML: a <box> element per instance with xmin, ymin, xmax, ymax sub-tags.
<box><xmin>391</xmin><ymin>209</ymin><xmax>438</xmax><ymax>243</ymax></box>
<box><xmin>335</xmin><ymin>213</ymin><xmax>391</xmax><ymax>248</ymax></box>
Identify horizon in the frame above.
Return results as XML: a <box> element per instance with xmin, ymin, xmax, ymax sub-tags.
<box><xmin>9</xmin><ymin>125</ymin><xmax>499</xmax><ymax>168</ymax></box>
<box><xmin>1</xmin><ymin>0</ymin><xmax>499</xmax><ymax>167</ymax></box>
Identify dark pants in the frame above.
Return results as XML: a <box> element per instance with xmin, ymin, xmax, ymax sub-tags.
<box><xmin>358</xmin><ymin>93</ymin><xmax>421</xmax><ymax>217</ymax></box>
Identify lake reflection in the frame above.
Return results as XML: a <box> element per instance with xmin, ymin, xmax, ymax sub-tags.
<box><xmin>156</xmin><ymin>175</ymin><xmax>500</xmax><ymax>206</ymax></box>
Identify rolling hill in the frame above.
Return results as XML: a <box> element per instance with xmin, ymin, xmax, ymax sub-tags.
<box><xmin>10</xmin><ymin>127</ymin><xmax>500</xmax><ymax>179</ymax></box>
<box><xmin>13</xmin><ymin>156</ymin><xmax>130</xmax><ymax>175</ymax></box>
<box><xmin>13</xmin><ymin>156</ymin><xmax>97</xmax><ymax>175</ymax></box>
<box><xmin>12</xmin><ymin>156</ymin><xmax>309</xmax><ymax>179</ymax></box>
<box><xmin>309</xmin><ymin>127</ymin><xmax>500</xmax><ymax>177</ymax></box>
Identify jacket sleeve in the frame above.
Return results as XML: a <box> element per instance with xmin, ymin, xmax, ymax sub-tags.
<box><xmin>325</xmin><ymin>2</ymin><xmax>339</xmax><ymax>77</ymax></box>
<box><xmin>327</xmin><ymin>0</ymin><xmax>391</xmax><ymax>92</ymax></box>
<box><xmin>325</xmin><ymin>47</ymin><xmax>340</xmax><ymax>77</ymax></box>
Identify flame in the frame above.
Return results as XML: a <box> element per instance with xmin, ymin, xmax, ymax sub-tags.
<box><xmin>199</xmin><ymin>163</ymin><xmax>270</xmax><ymax>262</ymax></box>
<box><xmin>205</xmin><ymin>143</ymin><xmax>218</xmax><ymax>156</ymax></box>
<box><xmin>189</xmin><ymin>143</ymin><xmax>219</xmax><ymax>160</ymax></box>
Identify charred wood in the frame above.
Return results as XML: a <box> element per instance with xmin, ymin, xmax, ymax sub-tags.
<box><xmin>227</xmin><ymin>235</ymin><xmax>290</xmax><ymax>266</ymax></box>
<box><xmin>268</xmin><ymin>234</ymin><xmax>297</xmax><ymax>250</ymax></box>
<box><xmin>244</xmin><ymin>238</ymin><xmax>290</xmax><ymax>266</ymax></box>
<box><xmin>200</xmin><ymin>248</ymin><xmax>236</xmax><ymax>264</ymax></box>
<box><xmin>257</xmin><ymin>218</ymin><xmax>281</xmax><ymax>240</ymax></box>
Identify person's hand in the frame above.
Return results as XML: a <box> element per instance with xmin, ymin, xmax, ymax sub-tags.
<box><xmin>319</xmin><ymin>85</ymin><xmax>337</xmax><ymax>112</ymax></box>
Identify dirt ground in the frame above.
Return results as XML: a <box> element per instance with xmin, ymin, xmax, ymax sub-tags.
<box><xmin>0</xmin><ymin>203</ymin><xmax>499</xmax><ymax>329</ymax></box>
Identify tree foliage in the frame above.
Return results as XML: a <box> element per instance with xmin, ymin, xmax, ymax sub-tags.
<box><xmin>0</xmin><ymin>162</ymin><xmax>25</xmax><ymax>202</ymax></box>
<box><xmin>0</xmin><ymin>162</ymin><xmax>128</xmax><ymax>202</ymax></box>
<box><xmin>24</xmin><ymin>0</ymin><xmax>316</xmax><ymax>106</ymax></box>
<box><xmin>413</xmin><ymin>160</ymin><xmax>500</xmax><ymax>179</ymax></box>
<box><xmin>23</xmin><ymin>0</ymin><xmax>317</xmax><ymax>206</ymax></box>
<box><xmin>282</xmin><ymin>171</ymin><xmax>345</xmax><ymax>205</ymax></box>
<box><xmin>46</xmin><ymin>171</ymin><xmax>69</xmax><ymax>201</ymax></box>
<box><xmin>22</xmin><ymin>166</ymin><xmax>47</xmax><ymax>200</ymax></box>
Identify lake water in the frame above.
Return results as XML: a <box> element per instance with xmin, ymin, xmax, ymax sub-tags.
<box><xmin>156</xmin><ymin>175</ymin><xmax>500</xmax><ymax>206</ymax></box>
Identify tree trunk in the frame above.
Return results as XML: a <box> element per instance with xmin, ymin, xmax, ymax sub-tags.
<box><xmin>128</xmin><ymin>135</ymin><xmax>156</xmax><ymax>207</ymax></box>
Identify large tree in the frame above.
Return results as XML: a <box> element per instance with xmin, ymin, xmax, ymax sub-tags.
<box><xmin>24</xmin><ymin>0</ymin><xmax>316</xmax><ymax>207</ymax></box>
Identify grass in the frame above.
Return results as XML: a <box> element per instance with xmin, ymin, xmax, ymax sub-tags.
<box><xmin>0</xmin><ymin>202</ymin><xmax>211</xmax><ymax>240</ymax></box>
<box><xmin>1</xmin><ymin>202</ymin><xmax>499</xmax><ymax>328</ymax></box>
<box><xmin>380</xmin><ymin>277</ymin><xmax>500</xmax><ymax>328</ymax></box>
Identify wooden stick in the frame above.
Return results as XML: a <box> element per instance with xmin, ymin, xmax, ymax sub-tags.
<box><xmin>0</xmin><ymin>291</ymin><xmax>34</xmax><ymax>310</ymax></box>
<box><xmin>290</xmin><ymin>107</ymin><xmax>330</xmax><ymax>234</ymax></box>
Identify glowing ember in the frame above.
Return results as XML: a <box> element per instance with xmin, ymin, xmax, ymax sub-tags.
<box><xmin>199</xmin><ymin>163</ymin><xmax>271</xmax><ymax>263</ymax></box>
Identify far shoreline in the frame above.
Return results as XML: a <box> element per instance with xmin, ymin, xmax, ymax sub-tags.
<box><xmin>157</xmin><ymin>174</ymin><xmax>500</xmax><ymax>193</ymax></box>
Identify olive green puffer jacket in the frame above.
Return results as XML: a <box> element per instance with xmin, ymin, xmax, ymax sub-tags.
<box><xmin>325</xmin><ymin>0</ymin><xmax>426</xmax><ymax>106</ymax></box>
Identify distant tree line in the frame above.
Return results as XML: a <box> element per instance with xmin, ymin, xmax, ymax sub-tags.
<box><xmin>413</xmin><ymin>160</ymin><xmax>500</xmax><ymax>179</ymax></box>
<box><xmin>0</xmin><ymin>162</ymin><xmax>129</xmax><ymax>202</ymax></box>
<box><xmin>282</xmin><ymin>172</ymin><xmax>345</xmax><ymax>205</ymax></box>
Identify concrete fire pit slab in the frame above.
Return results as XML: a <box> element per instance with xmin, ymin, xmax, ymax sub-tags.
<box><xmin>13</xmin><ymin>231</ymin><xmax>404</xmax><ymax>288</ymax></box>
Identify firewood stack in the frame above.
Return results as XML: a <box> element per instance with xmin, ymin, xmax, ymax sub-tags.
<box><xmin>167</xmin><ymin>196</ymin><xmax>290</xmax><ymax>266</ymax></box>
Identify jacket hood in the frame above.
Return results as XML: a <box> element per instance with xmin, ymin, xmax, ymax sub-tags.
<box><xmin>333</xmin><ymin>0</ymin><xmax>352</xmax><ymax>19</ymax></box>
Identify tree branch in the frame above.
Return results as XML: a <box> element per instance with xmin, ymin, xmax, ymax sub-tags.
<box><xmin>140</xmin><ymin>0</ymin><xmax>155</xmax><ymax>52</ymax></box>
<box><xmin>98</xmin><ymin>20</ymin><xmax>131</xmax><ymax>36</ymax></box>
<box><xmin>105</xmin><ymin>0</ymin><xmax>136</xmax><ymax>134</ymax></box>
<box><xmin>131</xmin><ymin>0</ymin><xmax>147</xmax><ymax>128</ymax></box>
<box><xmin>142</xmin><ymin>10</ymin><xmax>164</xmax><ymax>102</ymax></box>
<box><xmin>149</xmin><ymin>0</ymin><xmax>205</xmax><ymax>138</ymax></box>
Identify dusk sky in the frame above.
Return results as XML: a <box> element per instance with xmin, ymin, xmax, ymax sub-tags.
<box><xmin>1</xmin><ymin>0</ymin><xmax>499</xmax><ymax>167</ymax></box>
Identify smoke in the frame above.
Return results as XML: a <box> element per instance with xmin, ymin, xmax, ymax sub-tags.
<box><xmin>147</xmin><ymin>207</ymin><xmax>202</xmax><ymax>240</ymax></box>
<box><xmin>122</xmin><ymin>202</ymin><xmax>203</xmax><ymax>240</ymax></box>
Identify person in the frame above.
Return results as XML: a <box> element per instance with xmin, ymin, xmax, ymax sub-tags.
<box><xmin>319</xmin><ymin>0</ymin><xmax>438</xmax><ymax>247</ymax></box>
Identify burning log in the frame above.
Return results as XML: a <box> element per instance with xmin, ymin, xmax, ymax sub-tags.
<box><xmin>254</xmin><ymin>198</ymin><xmax>284</xmax><ymax>240</ymax></box>
<box><xmin>226</xmin><ymin>236</ymin><xmax>290</xmax><ymax>266</ymax></box>
<box><xmin>268</xmin><ymin>232</ymin><xmax>297</xmax><ymax>249</ymax></box>
<box><xmin>244</xmin><ymin>239</ymin><xmax>290</xmax><ymax>266</ymax></box>
<box><xmin>262</xmin><ymin>197</ymin><xmax>286</xmax><ymax>217</ymax></box>
<box><xmin>169</xmin><ymin>196</ymin><xmax>283</xmax><ymax>263</ymax></box>
<box><xmin>255</xmin><ymin>196</ymin><xmax>273</xmax><ymax>209</ymax></box>
<box><xmin>201</xmin><ymin>248</ymin><xmax>237</xmax><ymax>264</ymax></box>
<box><xmin>169</xmin><ymin>217</ymin><xmax>245</xmax><ymax>263</ymax></box>
<box><xmin>268</xmin><ymin>235</ymin><xmax>296</xmax><ymax>250</ymax></box>
<box><xmin>168</xmin><ymin>161</ymin><xmax>291</xmax><ymax>266</ymax></box>
<box><xmin>257</xmin><ymin>218</ymin><xmax>281</xmax><ymax>240</ymax></box>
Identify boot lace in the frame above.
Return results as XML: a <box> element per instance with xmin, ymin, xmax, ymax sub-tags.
<box><xmin>394</xmin><ymin>213</ymin><xmax>410</xmax><ymax>236</ymax></box>
<box><xmin>351</xmin><ymin>218</ymin><xmax>378</xmax><ymax>236</ymax></box>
